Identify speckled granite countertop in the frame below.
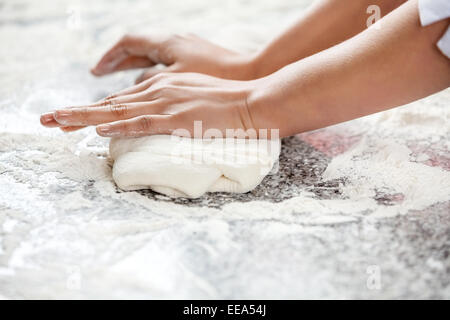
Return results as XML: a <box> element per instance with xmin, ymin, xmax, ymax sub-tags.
<box><xmin>0</xmin><ymin>0</ymin><xmax>449</xmax><ymax>299</ymax></box>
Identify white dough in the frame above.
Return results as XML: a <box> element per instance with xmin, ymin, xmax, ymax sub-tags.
<box><xmin>109</xmin><ymin>135</ymin><xmax>281</xmax><ymax>198</ymax></box>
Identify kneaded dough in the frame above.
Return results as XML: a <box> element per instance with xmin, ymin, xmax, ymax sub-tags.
<box><xmin>109</xmin><ymin>135</ymin><xmax>281</xmax><ymax>198</ymax></box>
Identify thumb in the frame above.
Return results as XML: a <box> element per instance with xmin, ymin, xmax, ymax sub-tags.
<box><xmin>92</xmin><ymin>35</ymin><xmax>158</xmax><ymax>76</ymax></box>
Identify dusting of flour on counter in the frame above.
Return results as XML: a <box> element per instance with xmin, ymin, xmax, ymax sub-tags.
<box><xmin>322</xmin><ymin>137</ymin><xmax>450</xmax><ymax>217</ymax></box>
<box><xmin>0</xmin><ymin>0</ymin><xmax>449</xmax><ymax>300</ymax></box>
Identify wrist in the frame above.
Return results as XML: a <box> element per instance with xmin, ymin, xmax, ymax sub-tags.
<box><xmin>242</xmin><ymin>50</ymin><xmax>282</xmax><ymax>80</ymax></box>
<box><xmin>221</xmin><ymin>53</ymin><xmax>256</xmax><ymax>80</ymax></box>
<box><xmin>221</xmin><ymin>49</ymin><xmax>276</xmax><ymax>80</ymax></box>
<box><xmin>240</xmin><ymin>51</ymin><xmax>269</xmax><ymax>80</ymax></box>
<box><xmin>245</xmin><ymin>76</ymin><xmax>283</xmax><ymax>136</ymax></box>
<box><xmin>246</xmin><ymin>69</ymin><xmax>315</xmax><ymax>138</ymax></box>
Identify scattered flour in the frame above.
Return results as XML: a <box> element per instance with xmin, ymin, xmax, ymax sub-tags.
<box><xmin>0</xmin><ymin>0</ymin><xmax>448</xmax><ymax>300</ymax></box>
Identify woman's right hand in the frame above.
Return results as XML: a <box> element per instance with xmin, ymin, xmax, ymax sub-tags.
<box><xmin>91</xmin><ymin>34</ymin><xmax>258</xmax><ymax>83</ymax></box>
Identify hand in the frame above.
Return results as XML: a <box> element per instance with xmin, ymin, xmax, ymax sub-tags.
<box><xmin>91</xmin><ymin>34</ymin><xmax>257</xmax><ymax>83</ymax></box>
<box><xmin>40</xmin><ymin>73</ymin><xmax>266</xmax><ymax>138</ymax></box>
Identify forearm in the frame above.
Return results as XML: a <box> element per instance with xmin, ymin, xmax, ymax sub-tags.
<box><xmin>250</xmin><ymin>0</ymin><xmax>407</xmax><ymax>77</ymax></box>
<box><xmin>249</xmin><ymin>0</ymin><xmax>450</xmax><ymax>137</ymax></box>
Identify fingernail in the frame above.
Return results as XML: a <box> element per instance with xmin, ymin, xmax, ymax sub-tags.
<box><xmin>54</xmin><ymin>110</ymin><xmax>72</xmax><ymax>118</ymax></box>
<box><xmin>97</xmin><ymin>124</ymin><xmax>118</xmax><ymax>136</ymax></box>
<box><xmin>53</xmin><ymin>110</ymin><xmax>73</xmax><ymax>125</ymax></box>
<box><xmin>40</xmin><ymin>113</ymin><xmax>54</xmax><ymax>124</ymax></box>
<box><xmin>91</xmin><ymin>67</ymin><xmax>101</xmax><ymax>76</ymax></box>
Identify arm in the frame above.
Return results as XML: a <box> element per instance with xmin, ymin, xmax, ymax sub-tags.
<box><xmin>252</xmin><ymin>0</ymin><xmax>407</xmax><ymax>77</ymax></box>
<box><xmin>42</xmin><ymin>0</ymin><xmax>449</xmax><ymax>140</ymax></box>
<box><xmin>250</xmin><ymin>0</ymin><xmax>450</xmax><ymax>136</ymax></box>
<box><xmin>90</xmin><ymin>0</ymin><xmax>407</xmax><ymax>82</ymax></box>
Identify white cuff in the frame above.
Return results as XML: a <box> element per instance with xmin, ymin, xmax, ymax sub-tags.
<box><xmin>418</xmin><ymin>0</ymin><xmax>450</xmax><ymax>58</ymax></box>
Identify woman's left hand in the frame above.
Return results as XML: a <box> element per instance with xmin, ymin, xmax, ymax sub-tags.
<box><xmin>40</xmin><ymin>73</ymin><xmax>262</xmax><ymax>138</ymax></box>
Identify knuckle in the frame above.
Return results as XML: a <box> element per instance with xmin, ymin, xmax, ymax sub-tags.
<box><xmin>121</xmin><ymin>120</ymin><xmax>130</xmax><ymax>132</ymax></box>
<box><xmin>105</xmin><ymin>94</ymin><xmax>116</xmax><ymax>101</ymax></box>
<box><xmin>109</xmin><ymin>104</ymin><xmax>128</xmax><ymax>118</ymax></box>
<box><xmin>153</xmin><ymin>72</ymin><xmax>169</xmax><ymax>82</ymax></box>
<box><xmin>142</xmin><ymin>88</ymin><xmax>155</xmax><ymax>99</ymax></box>
<box><xmin>77</xmin><ymin>108</ymin><xmax>89</xmax><ymax>123</ymax></box>
<box><xmin>137</xmin><ymin>116</ymin><xmax>152</xmax><ymax>132</ymax></box>
<box><xmin>151</xmin><ymin>85</ymin><xmax>176</xmax><ymax>98</ymax></box>
<box><xmin>141</xmin><ymin>73</ymin><xmax>168</xmax><ymax>88</ymax></box>
<box><xmin>162</xmin><ymin>77</ymin><xmax>176</xmax><ymax>86</ymax></box>
<box><xmin>142</xmin><ymin>75</ymin><xmax>156</xmax><ymax>85</ymax></box>
<box><xmin>99</xmin><ymin>99</ymin><xmax>114</xmax><ymax>107</ymax></box>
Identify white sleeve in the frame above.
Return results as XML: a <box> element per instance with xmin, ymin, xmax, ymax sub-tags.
<box><xmin>418</xmin><ymin>0</ymin><xmax>450</xmax><ymax>58</ymax></box>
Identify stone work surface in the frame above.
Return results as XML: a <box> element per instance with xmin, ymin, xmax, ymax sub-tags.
<box><xmin>0</xmin><ymin>0</ymin><xmax>448</xmax><ymax>299</ymax></box>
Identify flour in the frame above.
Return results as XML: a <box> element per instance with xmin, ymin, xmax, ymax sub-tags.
<box><xmin>0</xmin><ymin>94</ymin><xmax>448</xmax><ymax>226</ymax></box>
<box><xmin>323</xmin><ymin>137</ymin><xmax>450</xmax><ymax>217</ymax></box>
<box><xmin>0</xmin><ymin>0</ymin><xmax>449</xmax><ymax>300</ymax></box>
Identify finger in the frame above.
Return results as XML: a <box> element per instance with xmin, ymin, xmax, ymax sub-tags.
<box><xmin>43</xmin><ymin>96</ymin><xmax>137</xmax><ymax>128</ymax></box>
<box><xmin>40</xmin><ymin>112</ymin><xmax>60</xmax><ymax>127</ymax></box>
<box><xmin>103</xmin><ymin>70</ymin><xmax>179</xmax><ymax>100</ymax></box>
<box><xmin>60</xmin><ymin>126</ymin><xmax>85</xmax><ymax>132</ymax></box>
<box><xmin>96</xmin><ymin>115</ymin><xmax>175</xmax><ymax>138</ymax></box>
<box><xmin>104</xmin><ymin>78</ymin><xmax>155</xmax><ymax>100</ymax></box>
<box><xmin>135</xmin><ymin>65</ymin><xmax>178</xmax><ymax>84</ymax></box>
<box><xmin>47</xmin><ymin>101</ymin><xmax>109</xmax><ymax>127</ymax></box>
<box><xmin>41</xmin><ymin>113</ymin><xmax>85</xmax><ymax>132</ymax></box>
<box><xmin>91</xmin><ymin>34</ymin><xmax>170</xmax><ymax>76</ymax></box>
<box><xmin>112</xmin><ymin>55</ymin><xmax>154</xmax><ymax>72</ymax></box>
<box><xmin>135</xmin><ymin>68</ymin><xmax>165</xmax><ymax>84</ymax></box>
<box><xmin>103</xmin><ymin>89</ymin><xmax>158</xmax><ymax>105</ymax></box>
<box><xmin>91</xmin><ymin>43</ymin><xmax>128</xmax><ymax>76</ymax></box>
<box><xmin>105</xmin><ymin>68</ymin><xmax>177</xmax><ymax>99</ymax></box>
<box><xmin>53</xmin><ymin>101</ymin><xmax>166</xmax><ymax>126</ymax></box>
<box><xmin>45</xmin><ymin>99</ymin><xmax>116</xmax><ymax>128</ymax></box>
<box><xmin>41</xmin><ymin>112</ymin><xmax>88</xmax><ymax>129</ymax></box>
<box><xmin>91</xmin><ymin>35</ymin><xmax>149</xmax><ymax>76</ymax></box>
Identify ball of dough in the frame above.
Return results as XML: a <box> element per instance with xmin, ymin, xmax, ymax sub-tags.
<box><xmin>109</xmin><ymin>135</ymin><xmax>281</xmax><ymax>198</ymax></box>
